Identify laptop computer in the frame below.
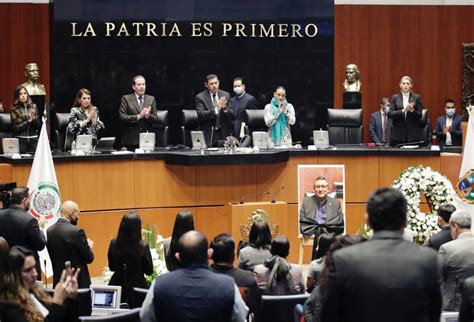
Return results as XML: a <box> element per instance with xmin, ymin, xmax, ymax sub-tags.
<box><xmin>139</xmin><ymin>132</ymin><xmax>155</xmax><ymax>151</ymax></box>
<box><xmin>191</xmin><ymin>131</ymin><xmax>207</xmax><ymax>150</ymax></box>
<box><xmin>252</xmin><ymin>131</ymin><xmax>269</xmax><ymax>150</ymax></box>
<box><xmin>76</xmin><ymin>135</ymin><xmax>93</xmax><ymax>152</ymax></box>
<box><xmin>90</xmin><ymin>285</ymin><xmax>127</xmax><ymax>316</ymax></box>
<box><xmin>2</xmin><ymin>138</ymin><xmax>20</xmax><ymax>156</ymax></box>
<box><xmin>95</xmin><ymin>137</ymin><xmax>116</xmax><ymax>151</ymax></box>
<box><xmin>313</xmin><ymin>130</ymin><xmax>329</xmax><ymax>149</ymax></box>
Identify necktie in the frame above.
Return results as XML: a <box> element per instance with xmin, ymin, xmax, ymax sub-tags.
<box><xmin>213</xmin><ymin>94</ymin><xmax>221</xmax><ymax>129</ymax></box>
<box><xmin>382</xmin><ymin>113</ymin><xmax>387</xmax><ymax>143</ymax></box>
<box><xmin>139</xmin><ymin>96</ymin><xmax>144</xmax><ymax>111</ymax></box>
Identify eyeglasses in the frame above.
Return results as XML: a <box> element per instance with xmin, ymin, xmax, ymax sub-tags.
<box><xmin>314</xmin><ymin>185</ymin><xmax>328</xmax><ymax>189</ymax></box>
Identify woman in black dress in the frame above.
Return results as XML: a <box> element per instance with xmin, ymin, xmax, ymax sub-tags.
<box><xmin>10</xmin><ymin>85</ymin><xmax>40</xmax><ymax>153</ymax></box>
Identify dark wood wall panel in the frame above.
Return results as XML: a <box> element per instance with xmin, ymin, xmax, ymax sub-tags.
<box><xmin>335</xmin><ymin>5</ymin><xmax>474</xmax><ymax>141</ymax></box>
<box><xmin>0</xmin><ymin>3</ymin><xmax>50</xmax><ymax>110</ymax></box>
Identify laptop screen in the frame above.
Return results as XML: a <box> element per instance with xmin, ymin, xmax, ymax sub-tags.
<box><xmin>91</xmin><ymin>286</ymin><xmax>121</xmax><ymax>309</ymax></box>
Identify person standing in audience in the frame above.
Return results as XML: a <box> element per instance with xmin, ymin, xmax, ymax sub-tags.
<box><xmin>229</xmin><ymin>77</ymin><xmax>257</xmax><ymax>138</ymax></box>
<box><xmin>11</xmin><ymin>85</ymin><xmax>41</xmax><ymax>153</ymax></box>
<box><xmin>369</xmin><ymin>97</ymin><xmax>392</xmax><ymax>145</ymax></box>
<box><xmin>67</xmin><ymin>88</ymin><xmax>105</xmax><ymax>146</ymax></box>
<box><xmin>435</xmin><ymin>99</ymin><xmax>463</xmax><ymax>146</ymax></box>
<box><xmin>389</xmin><ymin>76</ymin><xmax>425</xmax><ymax>146</ymax></box>
<box><xmin>427</xmin><ymin>203</ymin><xmax>456</xmax><ymax>251</ymax></box>
<box><xmin>47</xmin><ymin>200</ymin><xmax>94</xmax><ymax>289</ymax></box>
<box><xmin>458</xmin><ymin>276</ymin><xmax>474</xmax><ymax>322</ymax></box>
<box><xmin>107</xmin><ymin>211</ymin><xmax>153</xmax><ymax>305</ymax></box>
<box><xmin>0</xmin><ymin>187</ymin><xmax>46</xmax><ymax>279</ymax></box>
<box><xmin>264</xmin><ymin>86</ymin><xmax>296</xmax><ymax>148</ymax></box>
<box><xmin>254</xmin><ymin>235</ymin><xmax>304</xmax><ymax>295</ymax></box>
<box><xmin>438</xmin><ymin>210</ymin><xmax>474</xmax><ymax>312</ymax></box>
<box><xmin>321</xmin><ymin>188</ymin><xmax>441</xmax><ymax>322</ymax></box>
<box><xmin>164</xmin><ymin>210</ymin><xmax>195</xmax><ymax>271</ymax></box>
<box><xmin>210</xmin><ymin>233</ymin><xmax>261</xmax><ymax>320</ymax></box>
<box><xmin>118</xmin><ymin>75</ymin><xmax>158</xmax><ymax>150</ymax></box>
<box><xmin>195</xmin><ymin>74</ymin><xmax>233</xmax><ymax>147</ymax></box>
<box><xmin>238</xmin><ymin>220</ymin><xmax>272</xmax><ymax>271</ymax></box>
<box><xmin>140</xmin><ymin>231</ymin><xmax>248</xmax><ymax>322</ymax></box>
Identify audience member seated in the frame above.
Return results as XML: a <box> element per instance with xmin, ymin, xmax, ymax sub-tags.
<box><xmin>254</xmin><ymin>235</ymin><xmax>305</xmax><ymax>295</ymax></box>
<box><xmin>0</xmin><ymin>245</ymin><xmax>79</xmax><ymax>322</ymax></box>
<box><xmin>438</xmin><ymin>210</ymin><xmax>474</xmax><ymax>312</ymax></box>
<box><xmin>238</xmin><ymin>220</ymin><xmax>272</xmax><ymax>271</ymax></box>
<box><xmin>264</xmin><ymin>86</ymin><xmax>296</xmax><ymax>148</ymax></box>
<box><xmin>369</xmin><ymin>97</ymin><xmax>392</xmax><ymax>145</ymax></box>
<box><xmin>435</xmin><ymin>99</ymin><xmax>463</xmax><ymax>146</ymax></box>
<box><xmin>304</xmin><ymin>234</ymin><xmax>366</xmax><ymax>322</ymax></box>
<box><xmin>107</xmin><ymin>211</ymin><xmax>153</xmax><ymax>305</ymax></box>
<box><xmin>459</xmin><ymin>276</ymin><xmax>474</xmax><ymax>322</ymax></box>
<box><xmin>67</xmin><ymin>88</ymin><xmax>105</xmax><ymax>146</ymax></box>
<box><xmin>306</xmin><ymin>233</ymin><xmax>336</xmax><ymax>293</ymax></box>
<box><xmin>210</xmin><ymin>233</ymin><xmax>261</xmax><ymax>320</ymax></box>
<box><xmin>163</xmin><ymin>210</ymin><xmax>195</xmax><ymax>272</ymax></box>
<box><xmin>427</xmin><ymin>203</ymin><xmax>456</xmax><ymax>251</ymax></box>
<box><xmin>140</xmin><ymin>231</ymin><xmax>248</xmax><ymax>322</ymax></box>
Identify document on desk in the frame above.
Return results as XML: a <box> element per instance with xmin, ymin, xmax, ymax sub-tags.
<box><xmin>111</xmin><ymin>150</ymin><xmax>134</xmax><ymax>155</ymax></box>
<box><xmin>400</xmin><ymin>145</ymin><xmax>419</xmax><ymax>149</ymax></box>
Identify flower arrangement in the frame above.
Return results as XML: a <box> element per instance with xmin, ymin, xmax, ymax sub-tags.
<box><xmin>102</xmin><ymin>224</ymin><xmax>167</xmax><ymax>285</ymax></box>
<box><xmin>392</xmin><ymin>166</ymin><xmax>455</xmax><ymax>245</ymax></box>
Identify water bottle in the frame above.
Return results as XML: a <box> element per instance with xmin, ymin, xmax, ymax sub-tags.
<box><xmin>71</xmin><ymin>140</ymin><xmax>76</xmax><ymax>154</ymax></box>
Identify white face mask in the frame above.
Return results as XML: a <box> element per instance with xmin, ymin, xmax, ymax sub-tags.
<box><xmin>233</xmin><ymin>86</ymin><xmax>244</xmax><ymax>95</ymax></box>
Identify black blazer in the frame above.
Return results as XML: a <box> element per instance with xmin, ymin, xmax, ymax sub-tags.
<box><xmin>389</xmin><ymin>92</ymin><xmax>424</xmax><ymax>144</ymax></box>
<box><xmin>46</xmin><ymin>218</ymin><xmax>94</xmax><ymax>288</ymax></box>
<box><xmin>434</xmin><ymin>114</ymin><xmax>463</xmax><ymax>146</ymax></box>
<box><xmin>321</xmin><ymin>231</ymin><xmax>441</xmax><ymax>322</ymax></box>
<box><xmin>195</xmin><ymin>89</ymin><xmax>233</xmax><ymax>145</ymax></box>
<box><xmin>369</xmin><ymin>110</ymin><xmax>392</xmax><ymax>144</ymax></box>
<box><xmin>0</xmin><ymin>205</ymin><xmax>46</xmax><ymax>274</ymax></box>
<box><xmin>427</xmin><ymin>226</ymin><xmax>452</xmax><ymax>251</ymax></box>
<box><xmin>228</xmin><ymin>92</ymin><xmax>257</xmax><ymax>137</ymax></box>
<box><xmin>459</xmin><ymin>276</ymin><xmax>474</xmax><ymax>322</ymax></box>
<box><xmin>107</xmin><ymin>238</ymin><xmax>153</xmax><ymax>304</ymax></box>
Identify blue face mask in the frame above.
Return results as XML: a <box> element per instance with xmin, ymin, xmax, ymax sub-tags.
<box><xmin>446</xmin><ymin>108</ymin><xmax>455</xmax><ymax>117</ymax></box>
<box><xmin>383</xmin><ymin>106</ymin><xmax>390</xmax><ymax>114</ymax></box>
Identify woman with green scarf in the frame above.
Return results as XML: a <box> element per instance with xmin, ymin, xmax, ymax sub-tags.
<box><xmin>264</xmin><ymin>86</ymin><xmax>296</xmax><ymax>148</ymax></box>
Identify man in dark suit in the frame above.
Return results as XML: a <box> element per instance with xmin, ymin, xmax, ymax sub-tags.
<box><xmin>321</xmin><ymin>188</ymin><xmax>441</xmax><ymax>322</ymax></box>
<box><xmin>299</xmin><ymin>176</ymin><xmax>344</xmax><ymax>260</ymax></box>
<box><xmin>427</xmin><ymin>203</ymin><xmax>455</xmax><ymax>251</ymax></box>
<box><xmin>47</xmin><ymin>200</ymin><xmax>94</xmax><ymax>288</ymax></box>
<box><xmin>438</xmin><ymin>210</ymin><xmax>474</xmax><ymax>312</ymax></box>
<box><xmin>435</xmin><ymin>99</ymin><xmax>463</xmax><ymax>146</ymax></box>
<box><xmin>369</xmin><ymin>97</ymin><xmax>392</xmax><ymax>144</ymax></box>
<box><xmin>389</xmin><ymin>76</ymin><xmax>425</xmax><ymax>145</ymax></box>
<box><xmin>0</xmin><ymin>187</ymin><xmax>46</xmax><ymax>278</ymax></box>
<box><xmin>195</xmin><ymin>74</ymin><xmax>233</xmax><ymax>147</ymax></box>
<box><xmin>229</xmin><ymin>77</ymin><xmax>257</xmax><ymax>138</ymax></box>
<box><xmin>119</xmin><ymin>75</ymin><xmax>158</xmax><ymax>150</ymax></box>
<box><xmin>210</xmin><ymin>233</ymin><xmax>261</xmax><ymax>320</ymax></box>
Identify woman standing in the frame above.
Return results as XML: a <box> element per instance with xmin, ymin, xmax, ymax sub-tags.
<box><xmin>107</xmin><ymin>211</ymin><xmax>153</xmax><ymax>305</ymax></box>
<box><xmin>10</xmin><ymin>86</ymin><xmax>40</xmax><ymax>153</ymax></box>
<box><xmin>264</xmin><ymin>86</ymin><xmax>296</xmax><ymax>148</ymax></box>
<box><xmin>67</xmin><ymin>88</ymin><xmax>105</xmax><ymax>146</ymax></box>
<box><xmin>164</xmin><ymin>210</ymin><xmax>195</xmax><ymax>271</ymax></box>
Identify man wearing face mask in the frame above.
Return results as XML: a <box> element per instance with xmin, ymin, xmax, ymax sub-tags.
<box><xmin>369</xmin><ymin>97</ymin><xmax>393</xmax><ymax>145</ymax></box>
<box><xmin>47</xmin><ymin>200</ymin><xmax>94</xmax><ymax>288</ymax></box>
<box><xmin>228</xmin><ymin>77</ymin><xmax>257</xmax><ymax>139</ymax></box>
<box><xmin>435</xmin><ymin>99</ymin><xmax>463</xmax><ymax>146</ymax></box>
<box><xmin>0</xmin><ymin>187</ymin><xmax>46</xmax><ymax>279</ymax></box>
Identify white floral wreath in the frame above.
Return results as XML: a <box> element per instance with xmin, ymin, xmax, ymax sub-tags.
<box><xmin>392</xmin><ymin>166</ymin><xmax>455</xmax><ymax>245</ymax></box>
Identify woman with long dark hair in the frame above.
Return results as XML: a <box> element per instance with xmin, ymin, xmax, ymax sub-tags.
<box><xmin>164</xmin><ymin>210</ymin><xmax>195</xmax><ymax>271</ymax></box>
<box><xmin>107</xmin><ymin>211</ymin><xmax>153</xmax><ymax>304</ymax></box>
<box><xmin>238</xmin><ymin>220</ymin><xmax>272</xmax><ymax>271</ymax></box>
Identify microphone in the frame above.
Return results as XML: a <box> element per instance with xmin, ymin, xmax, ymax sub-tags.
<box><xmin>44</xmin><ymin>259</ymin><xmax>47</xmax><ymax>288</ymax></box>
<box><xmin>271</xmin><ymin>186</ymin><xmax>285</xmax><ymax>203</ymax></box>
<box><xmin>240</xmin><ymin>191</ymin><xmax>270</xmax><ymax>204</ymax></box>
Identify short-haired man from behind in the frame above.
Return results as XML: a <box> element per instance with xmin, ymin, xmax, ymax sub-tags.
<box><xmin>427</xmin><ymin>204</ymin><xmax>455</xmax><ymax>251</ymax></box>
<box><xmin>140</xmin><ymin>231</ymin><xmax>248</xmax><ymax>322</ymax></box>
<box><xmin>0</xmin><ymin>187</ymin><xmax>46</xmax><ymax>278</ymax></box>
<box><xmin>47</xmin><ymin>200</ymin><xmax>94</xmax><ymax>289</ymax></box>
<box><xmin>210</xmin><ymin>233</ymin><xmax>261</xmax><ymax>320</ymax></box>
<box><xmin>438</xmin><ymin>210</ymin><xmax>474</xmax><ymax>312</ymax></box>
<box><xmin>321</xmin><ymin>188</ymin><xmax>441</xmax><ymax>322</ymax></box>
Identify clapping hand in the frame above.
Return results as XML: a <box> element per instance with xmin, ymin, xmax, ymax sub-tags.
<box><xmin>89</xmin><ymin>109</ymin><xmax>97</xmax><ymax>124</ymax></box>
<box><xmin>143</xmin><ymin>106</ymin><xmax>151</xmax><ymax>119</ymax></box>
<box><xmin>219</xmin><ymin>97</ymin><xmax>228</xmax><ymax>111</ymax></box>
<box><xmin>29</xmin><ymin>107</ymin><xmax>36</xmax><ymax>122</ymax></box>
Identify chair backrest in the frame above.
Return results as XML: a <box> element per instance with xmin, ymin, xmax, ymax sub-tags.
<box><xmin>131</xmin><ymin>287</ymin><xmax>148</xmax><ymax>309</ymax></box>
<box><xmin>0</xmin><ymin>113</ymin><xmax>13</xmax><ymax>154</ymax></box>
<box><xmin>77</xmin><ymin>288</ymin><xmax>92</xmax><ymax>317</ymax></box>
<box><xmin>154</xmin><ymin>110</ymin><xmax>169</xmax><ymax>147</ymax></box>
<box><xmin>261</xmin><ymin>294</ymin><xmax>309</xmax><ymax>322</ymax></box>
<box><xmin>54</xmin><ymin>112</ymin><xmax>72</xmax><ymax>151</ymax></box>
<box><xmin>327</xmin><ymin>108</ymin><xmax>363</xmax><ymax>145</ymax></box>
<box><xmin>180</xmin><ymin>109</ymin><xmax>199</xmax><ymax>147</ymax></box>
<box><xmin>420</xmin><ymin>108</ymin><xmax>431</xmax><ymax>145</ymax></box>
<box><xmin>245</xmin><ymin>109</ymin><xmax>266</xmax><ymax>146</ymax></box>
<box><xmin>79</xmin><ymin>307</ymin><xmax>141</xmax><ymax>321</ymax></box>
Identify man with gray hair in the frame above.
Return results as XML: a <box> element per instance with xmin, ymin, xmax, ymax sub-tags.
<box><xmin>438</xmin><ymin>210</ymin><xmax>474</xmax><ymax>311</ymax></box>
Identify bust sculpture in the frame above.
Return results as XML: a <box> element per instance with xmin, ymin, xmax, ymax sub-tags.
<box><xmin>20</xmin><ymin>63</ymin><xmax>46</xmax><ymax>96</ymax></box>
<box><xmin>343</xmin><ymin>63</ymin><xmax>361</xmax><ymax>92</ymax></box>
